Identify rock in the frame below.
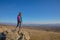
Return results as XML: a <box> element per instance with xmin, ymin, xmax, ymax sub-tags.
<box><xmin>22</xmin><ymin>31</ymin><xmax>30</xmax><ymax>40</ymax></box>
<box><xmin>0</xmin><ymin>27</ymin><xmax>30</xmax><ymax>40</ymax></box>
<box><xmin>0</xmin><ymin>28</ymin><xmax>3</xmax><ymax>33</ymax></box>
<box><xmin>5</xmin><ymin>30</ymin><xmax>20</xmax><ymax>40</ymax></box>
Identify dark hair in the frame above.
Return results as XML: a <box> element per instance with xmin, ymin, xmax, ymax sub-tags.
<box><xmin>19</xmin><ymin>12</ymin><xmax>21</xmax><ymax>16</ymax></box>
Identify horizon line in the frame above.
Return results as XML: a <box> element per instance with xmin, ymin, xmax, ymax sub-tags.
<box><xmin>0</xmin><ymin>22</ymin><xmax>60</xmax><ymax>24</ymax></box>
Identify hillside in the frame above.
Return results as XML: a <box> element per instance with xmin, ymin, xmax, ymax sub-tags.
<box><xmin>0</xmin><ymin>25</ymin><xmax>30</xmax><ymax>40</ymax></box>
<box><xmin>0</xmin><ymin>25</ymin><xmax>60</xmax><ymax>40</ymax></box>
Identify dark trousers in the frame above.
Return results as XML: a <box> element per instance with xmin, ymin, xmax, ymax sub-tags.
<box><xmin>17</xmin><ymin>20</ymin><xmax>21</xmax><ymax>27</ymax></box>
<box><xmin>17</xmin><ymin>21</ymin><xmax>21</xmax><ymax>30</ymax></box>
<box><xmin>16</xmin><ymin>22</ymin><xmax>21</xmax><ymax>34</ymax></box>
<box><xmin>17</xmin><ymin>23</ymin><xmax>21</xmax><ymax>27</ymax></box>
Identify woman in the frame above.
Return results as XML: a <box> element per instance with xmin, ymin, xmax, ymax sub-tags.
<box><xmin>16</xmin><ymin>12</ymin><xmax>22</xmax><ymax>32</ymax></box>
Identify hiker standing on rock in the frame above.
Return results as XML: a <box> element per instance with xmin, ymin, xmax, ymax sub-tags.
<box><xmin>16</xmin><ymin>12</ymin><xmax>22</xmax><ymax>32</ymax></box>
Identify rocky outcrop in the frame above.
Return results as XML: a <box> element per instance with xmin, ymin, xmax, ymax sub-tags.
<box><xmin>0</xmin><ymin>27</ymin><xmax>30</xmax><ymax>40</ymax></box>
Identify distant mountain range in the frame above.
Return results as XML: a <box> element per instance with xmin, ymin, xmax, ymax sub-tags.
<box><xmin>0</xmin><ymin>22</ymin><xmax>60</xmax><ymax>27</ymax></box>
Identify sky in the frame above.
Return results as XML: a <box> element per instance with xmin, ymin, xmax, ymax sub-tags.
<box><xmin>0</xmin><ymin>0</ymin><xmax>60</xmax><ymax>24</ymax></box>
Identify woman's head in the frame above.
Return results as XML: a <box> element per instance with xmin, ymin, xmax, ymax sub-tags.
<box><xmin>18</xmin><ymin>12</ymin><xmax>22</xmax><ymax>16</ymax></box>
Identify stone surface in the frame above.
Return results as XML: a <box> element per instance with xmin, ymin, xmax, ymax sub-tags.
<box><xmin>0</xmin><ymin>27</ymin><xmax>30</xmax><ymax>40</ymax></box>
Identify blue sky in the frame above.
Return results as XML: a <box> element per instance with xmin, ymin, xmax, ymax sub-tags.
<box><xmin>0</xmin><ymin>0</ymin><xmax>60</xmax><ymax>24</ymax></box>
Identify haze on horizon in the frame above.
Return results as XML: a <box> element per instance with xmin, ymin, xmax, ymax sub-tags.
<box><xmin>0</xmin><ymin>0</ymin><xmax>60</xmax><ymax>24</ymax></box>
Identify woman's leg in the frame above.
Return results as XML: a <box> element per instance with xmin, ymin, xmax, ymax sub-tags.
<box><xmin>16</xmin><ymin>21</ymin><xmax>19</xmax><ymax>28</ymax></box>
<box><xmin>19</xmin><ymin>22</ymin><xmax>21</xmax><ymax>31</ymax></box>
<box><xmin>16</xmin><ymin>23</ymin><xmax>19</xmax><ymax>27</ymax></box>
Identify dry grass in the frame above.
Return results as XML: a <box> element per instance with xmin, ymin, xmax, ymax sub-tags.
<box><xmin>23</xmin><ymin>28</ymin><xmax>60</xmax><ymax>40</ymax></box>
<box><xmin>0</xmin><ymin>25</ymin><xmax>60</xmax><ymax>40</ymax></box>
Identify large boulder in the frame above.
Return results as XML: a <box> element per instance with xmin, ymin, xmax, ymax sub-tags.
<box><xmin>0</xmin><ymin>27</ymin><xmax>30</xmax><ymax>40</ymax></box>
